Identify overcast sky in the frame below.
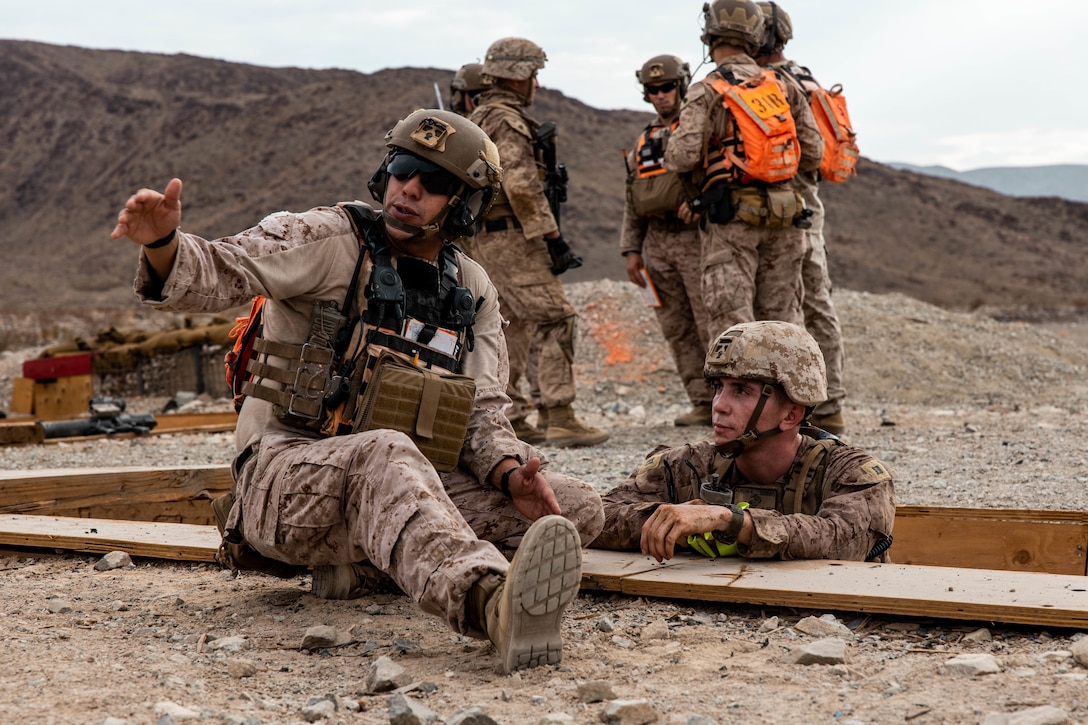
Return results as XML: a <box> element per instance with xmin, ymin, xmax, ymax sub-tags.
<box><xmin>5</xmin><ymin>0</ymin><xmax>1088</xmax><ymax>171</ymax></box>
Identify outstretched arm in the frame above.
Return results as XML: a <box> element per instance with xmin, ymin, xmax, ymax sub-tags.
<box><xmin>111</xmin><ymin>177</ymin><xmax>183</xmax><ymax>281</ymax></box>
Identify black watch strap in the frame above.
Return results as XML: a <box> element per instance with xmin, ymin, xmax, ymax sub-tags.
<box><xmin>712</xmin><ymin>504</ymin><xmax>747</xmax><ymax>545</ymax></box>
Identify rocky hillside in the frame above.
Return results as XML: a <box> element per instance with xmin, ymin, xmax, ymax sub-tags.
<box><xmin>2</xmin><ymin>40</ymin><xmax>1087</xmax><ymax>317</ymax></box>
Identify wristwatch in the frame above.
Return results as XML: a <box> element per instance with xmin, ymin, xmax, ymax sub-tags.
<box><xmin>711</xmin><ymin>503</ymin><xmax>748</xmax><ymax>545</ymax></box>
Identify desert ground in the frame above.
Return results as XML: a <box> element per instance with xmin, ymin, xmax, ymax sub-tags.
<box><xmin>2</xmin><ymin>281</ymin><xmax>1088</xmax><ymax>725</ymax></box>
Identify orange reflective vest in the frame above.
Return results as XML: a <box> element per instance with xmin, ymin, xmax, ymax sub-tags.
<box><xmin>705</xmin><ymin>68</ymin><xmax>800</xmax><ymax>186</ymax></box>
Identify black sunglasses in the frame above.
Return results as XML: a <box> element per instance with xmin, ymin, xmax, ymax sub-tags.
<box><xmin>644</xmin><ymin>81</ymin><xmax>678</xmax><ymax>95</ymax></box>
<box><xmin>387</xmin><ymin>153</ymin><xmax>461</xmax><ymax>197</ymax></box>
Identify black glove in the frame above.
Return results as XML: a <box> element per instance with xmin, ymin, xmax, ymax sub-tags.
<box><xmin>546</xmin><ymin>234</ymin><xmax>583</xmax><ymax>275</ymax></box>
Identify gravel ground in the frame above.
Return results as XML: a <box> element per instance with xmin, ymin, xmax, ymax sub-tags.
<box><xmin>3</xmin><ymin>282</ymin><xmax>1088</xmax><ymax>724</ymax></box>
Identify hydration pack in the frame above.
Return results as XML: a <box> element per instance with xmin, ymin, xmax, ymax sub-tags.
<box><xmin>779</xmin><ymin>64</ymin><xmax>859</xmax><ymax>183</ymax></box>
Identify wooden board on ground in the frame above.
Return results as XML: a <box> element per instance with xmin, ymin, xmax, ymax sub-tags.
<box><xmin>0</xmin><ymin>466</ymin><xmax>232</xmax><ymax>526</ymax></box>
<box><xmin>580</xmin><ymin>549</ymin><xmax>1088</xmax><ymax>629</ymax></box>
<box><xmin>892</xmin><ymin>506</ymin><xmax>1088</xmax><ymax>576</ymax></box>
<box><xmin>0</xmin><ymin>514</ymin><xmax>219</xmax><ymax>562</ymax></box>
<box><xmin>151</xmin><ymin>411</ymin><xmax>237</xmax><ymax>432</ymax></box>
<box><xmin>1</xmin><ymin>513</ymin><xmax>1085</xmax><ymax>629</ymax></box>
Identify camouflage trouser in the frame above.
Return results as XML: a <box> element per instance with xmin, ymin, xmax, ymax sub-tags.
<box><xmin>701</xmin><ymin>220</ymin><xmax>805</xmax><ymax>339</ymax></box>
<box><xmin>642</xmin><ymin>222</ymin><xmax>714</xmax><ymax>407</ymax></box>
<box><xmin>801</xmin><ymin>226</ymin><xmax>846</xmax><ymax>416</ymax></box>
<box><xmin>233</xmin><ymin>430</ymin><xmax>602</xmax><ymax>635</ymax></box>
<box><xmin>461</xmin><ymin>229</ymin><xmax>578</xmax><ymax>421</ymax></box>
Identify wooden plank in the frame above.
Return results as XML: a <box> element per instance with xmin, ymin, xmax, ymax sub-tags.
<box><xmin>0</xmin><ymin>514</ymin><xmax>219</xmax><ymax>562</ymax></box>
<box><xmin>0</xmin><ymin>466</ymin><xmax>232</xmax><ymax>526</ymax></box>
<box><xmin>892</xmin><ymin>512</ymin><xmax>1088</xmax><ymax>575</ymax></box>
<box><xmin>0</xmin><ymin>421</ymin><xmax>45</xmax><ymax>445</ymax></box>
<box><xmin>33</xmin><ymin>375</ymin><xmax>93</xmax><ymax>420</ymax></box>
<box><xmin>152</xmin><ymin>412</ymin><xmax>237</xmax><ymax>432</ymax></box>
<box><xmin>581</xmin><ymin>550</ymin><xmax>1088</xmax><ymax>629</ymax></box>
<box><xmin>11</xmin><ymin>377</ymin><xmax>34</xmax><ymax>414</ymax></box>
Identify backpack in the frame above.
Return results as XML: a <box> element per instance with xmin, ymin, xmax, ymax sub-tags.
<box><xmin>224</xmin><ymin>295</ymin><xmax>265</xmax><ymax>413</ymax></box>
<box><xmin>781</xmin><ymin>64</ymin><xmax>859</xmax><ymax>183</ymax></box>
<box><xmin>706</xmin><ymin>68</ymin><xmax>800</xmax><ymax>185</ymax></box>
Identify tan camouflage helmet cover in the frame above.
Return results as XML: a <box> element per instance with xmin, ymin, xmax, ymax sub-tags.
<box><xmin>757</xmin><ymin>1</ymin><xmax>793</xmax><ymax>51</ymax></box>
<box><xmin>635</xmin><ymin>54</ymin><xmax>692</xmax><ymax>102</ymax></box>
<box><xmin>482</xmin><ymin>37</ymin><xmax>547</xmax><ymax>81</ymax></box>
<box><xmin>700</xmin><ymin>0</ymin><xmax>765</xmax><ymax>55</ymax></box>
<box><xmin>384</xmin><ymin>109</ymin><xmax>502</xmax><ymax>191</ymax></box>
<box><xmin>451</xmin><ymin>62</ymin><xmax>492</xmax><ymax>94</ymax></box>
<box><xmin>704</xmin><ymin>320</ymin><xmax>828</xmax><ymax>407</ymax></box>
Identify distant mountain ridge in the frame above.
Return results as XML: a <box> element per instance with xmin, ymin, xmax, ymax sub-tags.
<box><xmin>1</xmin><ymin>40</ymin><xmax>1087</xmax><ymax>318</ymax></box>
<box><xmin>888</xmin><ymin>163</ymin><xmax>1088</xmax><ymax>203</ymax></box>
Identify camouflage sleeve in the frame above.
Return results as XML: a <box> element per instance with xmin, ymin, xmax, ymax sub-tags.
<box><xmin>785</xmin><ymin>79</ymin><xmax>823</xmax><ymax>175</ymax></box>
<box><xmin>741</xmin><ymin>447</ymin><xmax>897</xmax><ymax>561</ymax></box>
<box><xmin>592</xmin><ymin>441</ymin><xmax>718</xmax><ymax>550</ymax></box>
<box><xmin>663</xmin><ymin>81</ymin><xmax>712</xmax><ymax>174</ymax></box>
<box><xmin>619</xmin><ymin>149</ymin><xmax>649</xmax><ymax>255</ymax></box>
<box><xmin>489</xmin><ymin>114</ymin><xmax>559</xmax><ymax>240</ymax></box>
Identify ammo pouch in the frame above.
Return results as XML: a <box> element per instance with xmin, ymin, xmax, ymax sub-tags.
<box><xmin>629</xmin><ymin>172</ymin><xmax>688</xmax><ymax>218</ymax></box>
<box><xmin>352</xmin><ymin>350</ymin><xmax>475</xmax><ymax>472</ymax></box>
<box><xmin>694</xmin><ymin>184</ymin><xmax>735</xmax><ymax>225</ymax></box>
<box><xmin>731</xmin><ymin>187</ymin><xmax>806</xmax><ymax>228</ymax></box>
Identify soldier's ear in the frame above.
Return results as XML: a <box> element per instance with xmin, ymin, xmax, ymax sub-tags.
<box><xmin>780</xmin><ymin>402</ymin><xmax>806</xmax><ymax>429</ymax></box>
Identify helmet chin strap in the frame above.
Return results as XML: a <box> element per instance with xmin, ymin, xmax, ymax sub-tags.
<box><xmin>381</xmin><ymin>194</ymin><xmax>462</xmax><ymax>240</ymax></box>
<box><xmin>714</xmin><ymin>382</ymin><xmax>783</xmax><ymax>459</ymax></box>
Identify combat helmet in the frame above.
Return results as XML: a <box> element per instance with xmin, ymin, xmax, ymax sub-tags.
<box><xmin>700</xmin><ymin>0</ymin><xmax>765</xmax><ymax>56</ymax></box>
<box><xmin>369</xmin><ymin>109</ymin><xmax>503</xmax><ymax>239</ymax></box>
<box><xmin>450</xmin><ymin>62</ymin><xmax>492</xmax><ymax>115</ymax></box>
<box><xmin>704</xmin><ymin>320</ymin><xmax>827</xmax><ymax>456</ymax></box>
<box><xmin>757</xmin><ymin>1</ymin><xmax>793</xmax><ymax>54</ymax></box>
<box><xmin>635</xmin><ymin>54</ymin><xmax>691</xmax><ymax>104</ymax></box>
<box><xmin>482</xmin><ymin>37</ymin><xmax>547</xmax><ymax>81</ymax></box>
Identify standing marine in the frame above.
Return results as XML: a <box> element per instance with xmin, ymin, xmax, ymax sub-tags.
<box><xmin>620</xmin><ymin>54</ymin><xmax>715</xmax><ymax>428</ymax></box>
<box><xmin>465</xmin><ymin>36</ymin><xmax>609</xmax><ymax>448</ymax></box>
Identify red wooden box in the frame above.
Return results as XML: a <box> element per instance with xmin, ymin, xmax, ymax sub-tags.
<box><xmin>22</xmin><ymin>353</ymin><xmax>93</xmax><ymax>381</ymax></box>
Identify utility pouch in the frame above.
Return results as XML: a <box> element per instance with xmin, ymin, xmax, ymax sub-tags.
<box><xmin>629</xmin><ymin>172</ymin><xmax>688</xmax><ymax>217</ymax></box>
<box><xmin>731</xmin><ymin>187</ymin><xmax>805</xmax><ymax>228</ymax></box>
<box><xmin>210</xmin><ymin>490</ymin><xmax>306</xmax><ymax>579</ymax></box>
<box><xmin>694</xmin><ymin>185</ymin><xmax>734</xmax><ymax>225</ymax></box>
<box><xmin>353</xmin><ymin>350</ymin><xmax>475</xmax><ymax>472</ymax></box>
<box><xmin>700</xmin><ymin>479</ymin><xmax>734</xmax><ymax>506</ymax></box>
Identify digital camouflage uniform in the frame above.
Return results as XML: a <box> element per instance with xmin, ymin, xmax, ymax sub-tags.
<box><xmin>771</xmin><ymin>58</ymin><xmax>846</xmax><ymax>419</ymax></box>
<box><xmin>133</xmin><ymin>204</ymin><xmax>603</xmax><ymax>634</ymax></box>
<box><xmin>664</xmin><ymin>53</ymin><xmax>823</xmax><ymax>339</ymax></box>
<box><xmin>620</xmin><ymin>120</ymin><xmax>714</xmax><ymax>412</ymax></box>
<box><xmin>592</xmin><ymin>436</ymin><xmax>896</xmax><ymax>561</ymax></box>
<box><xmin>465</xmin><ymin>87</ymin><xmax>578</xmax><ymax>421</ymax></box>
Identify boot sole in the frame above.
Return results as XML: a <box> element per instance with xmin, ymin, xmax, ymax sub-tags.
<box><xmin>500</xmin><ymin>515</ymin><xmax>582</xmax><ymax>673</ymax></box>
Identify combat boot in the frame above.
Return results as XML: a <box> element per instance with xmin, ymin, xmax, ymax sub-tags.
<box><xmin>465</xmin><ymin>515</ymin><xmax>583</xmax><ymax>673</ymax></box>
<box><xmin>810</xmin><ymin>410</ymin><xmax>846</xmax><ymax>436</ymax></box>
<box><xmin>673</xmin><ymin>403</ymin><xmax>713</xmax><ymax>427</ymax></box>
<box><xmin>311</xmin><ymin>561</ymin><xmax>399</xmax><ymax>599</ymax></box>
<box><xmin>543</xmin><ymin>405</ymin><xmax>610</xmax><ymax>448</ymax></box>
<box><xmin>510</xmin><ymin>417</ymin><xmax>547</xmax><ymax>444</ymax></box>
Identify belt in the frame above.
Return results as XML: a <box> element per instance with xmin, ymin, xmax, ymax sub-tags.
<box><xmin>483</xmin><ymin>216</ymin><xmax>522</xmax><ymax>233</ymax></box>
<box><xmin>231</xmin><ymin>443</ymin><xmax>257</xmax><ymax>480</ymax></box>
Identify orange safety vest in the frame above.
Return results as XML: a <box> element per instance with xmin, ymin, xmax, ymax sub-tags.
<box><xmin>705</xmin><ymin>68</ymin><xmax>800</xmax><ymax>186</ymax></box>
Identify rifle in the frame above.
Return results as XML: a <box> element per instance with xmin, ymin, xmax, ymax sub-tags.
<box><xmin>534</xmin><ymin>121</ymin><xmax>583</xmax><ymax>275</ymax></box>
<box><xmin>39</xmin><ymin>397</ymin><xmax>158</xmax><ymax>439</ymax></box>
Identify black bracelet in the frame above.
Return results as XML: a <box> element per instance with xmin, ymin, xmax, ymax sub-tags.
<box><xmin>145</xmin><ymin>229</ymin><xmax>177</xmax><ymax>249</ymax></box>
<box><xmin>499</xmin><ymin>467</ymin><xmax>515</xmax><ymax>497</ymax></box>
